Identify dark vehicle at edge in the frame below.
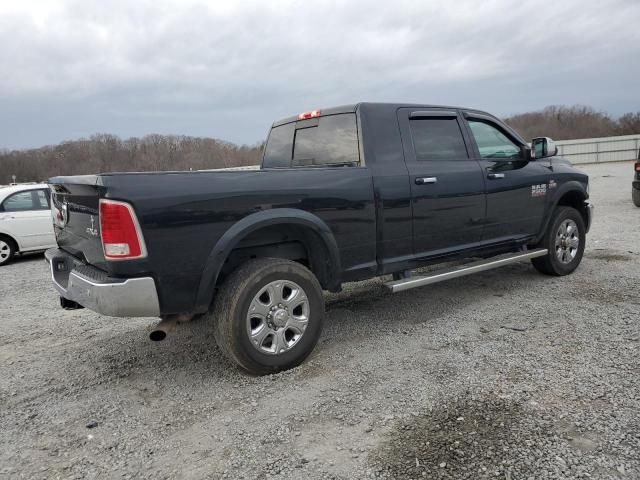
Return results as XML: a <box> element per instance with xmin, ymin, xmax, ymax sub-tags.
<box><xmin>633</xmin><ymin>148</ymin><xmax>640</xmax><ymax>207</ymax></box>
<box><xmin>46</xmin><ymin>102</ymin><xmax>594</xmax><ymax>374</ymax></box>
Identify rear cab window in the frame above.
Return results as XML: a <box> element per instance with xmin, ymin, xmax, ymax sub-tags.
<box><xmin>262</xmin><ymin>113</ymin><xmax>360</xmax><ymax>168</ymax></box>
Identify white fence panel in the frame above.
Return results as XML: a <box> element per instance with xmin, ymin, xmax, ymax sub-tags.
<box><xmin>555</xmin><ymin>134</ymin><xmax>640</xmax><ymax>165</ymax></box>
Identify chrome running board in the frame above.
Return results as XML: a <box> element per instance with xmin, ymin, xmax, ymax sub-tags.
<box><xmin>383</xmin><ymin>249</ymin><xmax>548</xmax><ymax>293</ymax></box>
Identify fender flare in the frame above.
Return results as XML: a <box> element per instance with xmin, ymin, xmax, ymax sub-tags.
<box><xmin>194</xmin><ymin>208</ymin><xmax>341</xmax><ymax>312</ymax></box>
<box><xmin>537</xmin><ymin>181</ymin><xmax>588</xmax><ymax>242</ymax></box>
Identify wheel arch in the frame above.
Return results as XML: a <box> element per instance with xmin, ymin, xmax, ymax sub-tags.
<box><xmin>194</xmin><ymin>209</ymin><xmax>341</xmax><ymax>312</ymax></box>
<box><xmin>0</xmin><ymin>232</ymin><xmax>19</xmax><ymax>251</ymax></box>
<box><xmin>537</xmin><ymin>182</ymin><xmax>589</xmax><ymax>242</ymax></box>
<box><xmin>0</xmin><ymin>232</ymin><xmax>19</xmax><ymax>265</ymax></box>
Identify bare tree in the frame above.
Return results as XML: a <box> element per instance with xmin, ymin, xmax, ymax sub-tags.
<box><xmin>0</xmin><ymin>134</ymin><xmax>263</xmax><ymax>183</ymax></box>
<box><xmin>504</xmin><ymin>105</ymin><xmax>638</xmax><ymax>140</ymax></box>
<box><xmin>617</xmin><ymin>112</ymin><xmax>640</xmax><ymax>136</ymax></box>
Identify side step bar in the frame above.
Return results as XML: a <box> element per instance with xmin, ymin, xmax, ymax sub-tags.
<box><xmin>384</xmin><ymin>249</ymin><xmax>548</xmax><ymax>293</ymax></box>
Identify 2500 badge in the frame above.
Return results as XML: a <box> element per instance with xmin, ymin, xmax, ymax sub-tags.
<box><xmin>531</xmin><ymin>184</ymin><xmax>547</xmax><ymax>197</ymax></box>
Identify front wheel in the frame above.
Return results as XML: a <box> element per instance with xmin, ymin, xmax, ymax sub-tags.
<box><xmin>633</xmin><ymin>186</ymin><xmax>640</xmax><ymax>207</ymax></box>
<box><xmin>211</xmin><ymin>258</ymin><xmax>325</xmax><ymax>375</ymax></box>
<box><xmin>531</xmin><ymin>206</ymin><xmax>586</xmax><ymax>276</ymax></box>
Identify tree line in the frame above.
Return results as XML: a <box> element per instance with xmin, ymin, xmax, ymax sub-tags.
<box><xmin>504</xmin><ymin>105</ymin><xmax>640</xmax><ymax>141</ymax></box>
<box><xmin>1</xmin><ymin>105</ymin><xmax>639</xmax><ymax>184</ymax></box>
<box><xmin>0</xmin><ymin>134</ymin><xmax>264</xmax><ymax>184</ymax></box>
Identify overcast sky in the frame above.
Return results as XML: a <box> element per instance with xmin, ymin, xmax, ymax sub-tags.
<box><xmin>1</xmin><ymin>0</ymin><xmax>639</xmax><ymax>150</ymax></box>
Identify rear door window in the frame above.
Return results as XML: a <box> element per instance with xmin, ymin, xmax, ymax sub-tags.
<box><xmin>2</xmin><ymin>191</ymin><xmax>36</xmax><ymax>212</ymax></box>
<box><xmin>409</xmin><ymin>117</ymin><xmax>468</xmax><ymax>160</ymax></box>
<box><xmin>1</xmin><ymin>189</ymin><xmax>51</xmax><ymax>212</ymax></box>
<box><xmin>263</xmin><ymin>114</ymin><xmax>359</xmax><ymax>168</ymax></box>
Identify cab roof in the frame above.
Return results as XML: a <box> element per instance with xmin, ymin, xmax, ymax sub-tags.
<box><xmin>271</xmin><ymin>102</ymin><xmax>498</xmax><ymax>128</ymax></box>
<box><xmin>271</xmin><ymin>102</ymin><xmax>524</xmax><ymax>144</ymax></box>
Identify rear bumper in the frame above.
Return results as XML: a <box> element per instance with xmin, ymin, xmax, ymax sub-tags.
<box><xmin>585</xmin><ymin>201</ymin><xmax>594</xmax><ymax>233</ymax></box>
<box><xmin>633</xmin><ymin>180</ymin><xmax>640</xmax><ymax>191</ymax></box>
<box><xmin>45</xmin><ymin>248</ymin><xmax>160</xmax><ymax>317</ymax></box>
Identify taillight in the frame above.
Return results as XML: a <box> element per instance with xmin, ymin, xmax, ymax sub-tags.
<box><xmin>99</xmin><ymin>199</ymin><xmax>147</xmax><ymax>260</ymax></box>
<box><xmin>297</xmin><ymin>109</ymin><xmax>321</xmax><ymax>120</ymax></box>
<box><xmin>635</xmin><ymin>161</ymin><xmax>640</xmax><ymax>172</ymax></box>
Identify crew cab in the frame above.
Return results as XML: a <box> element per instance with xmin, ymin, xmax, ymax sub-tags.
<box><xmin>46</xmin><ymin>103</ymin><xmax>593</xmax><ymax>374</ymax></box>
<box><xmin>0</xmin><ymin>183</ymin><xmax>56</xmax><ymax>266</ymax></box>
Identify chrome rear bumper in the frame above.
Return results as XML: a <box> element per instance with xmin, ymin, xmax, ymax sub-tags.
<box><xmin>45</xmin><ymin>248</ymin><xmax>160</xmax><ymax>318</ymax></box>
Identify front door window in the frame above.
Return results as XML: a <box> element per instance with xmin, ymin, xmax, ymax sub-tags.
<box><xmin>468</xmin><ymin>120</ymin><xmax>521</xmax><ymax>159</ymax></box>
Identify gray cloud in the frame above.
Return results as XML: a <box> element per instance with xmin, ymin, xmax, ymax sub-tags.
<box><xmin>1</xmin><ymin>0</ymin><xmax>638</xmax><ymax>149</ymax></box>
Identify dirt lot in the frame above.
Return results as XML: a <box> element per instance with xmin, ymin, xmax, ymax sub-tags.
<box><xmin>1</xmin><ymin>161</ymin><xmax>639</xmax><ymax>480</ymax></box>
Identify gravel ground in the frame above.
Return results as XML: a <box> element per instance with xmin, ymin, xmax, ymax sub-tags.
<box><xmin>1</xmin><ymin>161</ymin><xmax>639</xmax><ymax>480</ymax></box>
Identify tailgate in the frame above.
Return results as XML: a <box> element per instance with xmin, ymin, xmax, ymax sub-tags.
<box><xmin>49</xmin><ymin>175</ymin><xmax>108</xmax><ymax>270</ymax></box>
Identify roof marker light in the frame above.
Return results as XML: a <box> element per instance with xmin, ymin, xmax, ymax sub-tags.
<box><xmin>297</xmin><ymin>109</ymin><xmax>321</xmax><ymax>120</ymax></box>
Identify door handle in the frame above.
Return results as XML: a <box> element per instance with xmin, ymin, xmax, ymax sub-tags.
<box><xmin>415</xmin><ymin>177</ymin><xmax>437</xmax><ymax>185</ymax></box>
<box><xmin>487</xmin><ymin>173</ymin><xmax>505</xmax><ymax>179</ymax></box>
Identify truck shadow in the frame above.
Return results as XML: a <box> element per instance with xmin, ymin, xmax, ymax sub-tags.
<box><xmin>66</xmin><ymin>262</ymin><xmax>548</xmax><ymax>387</ymax></box>
<box><xmin>47</xmin><ymin>246</ymin><xmax>639</xmax><ymax>398</ymax></box>
<box><xmin>325</xmin><ymin>262</ymin><xmax>543</xmax><ymax>322</ymax></box>
<box><xmin>31</xmin><ymin>260</ymin><xmax>587</xmax><ymax>438</ymax></box>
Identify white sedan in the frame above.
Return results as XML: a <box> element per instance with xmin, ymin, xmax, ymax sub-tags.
<box><xmin>0</xmin><ymin>184</ymin><xmax>56</xmax><ymax>266</ymax></box>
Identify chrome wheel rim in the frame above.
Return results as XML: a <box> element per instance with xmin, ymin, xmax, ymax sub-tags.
<box><xmin>246</xmin><ymin>280</ymin><xmax>310</xmax><ymax>355</ymax></box>
<box><xmin>0</xmin><ymin>240</ymin><xmax>10</xmax><ymax>263</ymax></box>
<box><xmin>555</xmin><ymin>219</ymin><xmax>579</xmax><ymax>264</ymax></box>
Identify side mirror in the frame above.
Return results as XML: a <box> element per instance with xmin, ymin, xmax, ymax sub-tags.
<box><xmin>531</xmin><ymin>137</ymin><xmax>558</xmax><ymax>159</ymax></box>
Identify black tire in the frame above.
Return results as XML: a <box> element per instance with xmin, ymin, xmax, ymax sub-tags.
<box><xmin>531</xmin><ymin>206</ymin><xmax>585</xmax><ymax>276</ymax></box>
<box><xmin>211</xmin><ymin>258</ymin><xmax>325</xmax><ymax>375</ymax></box>
<box><xmin>0</xmin><ymin>235</ymin><xmax>16</xmax><ymax>266</ymax></box>
<box><xmin>633</xmin><ymin>187</ymin><xmax>640</xmax><ymax>207</ymax></box>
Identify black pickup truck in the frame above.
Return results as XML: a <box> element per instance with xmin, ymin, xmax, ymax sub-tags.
<box><xmin>46</xmin><ymin>103</ymin><xmax>593</xmax><ymax>374</ymax></box>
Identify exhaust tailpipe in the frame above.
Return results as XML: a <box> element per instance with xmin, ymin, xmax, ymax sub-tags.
<box><xmin>149</xmin><ymin>314</ymin><xmax>193</xmax><ymax>341</ymax></box>
<box><xmin>60</xmin><ymin>296</ymin><xmax>84</xmax><ymax>310</ymax></box>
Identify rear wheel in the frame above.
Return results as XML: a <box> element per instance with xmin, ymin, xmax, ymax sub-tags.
<box><xmin>0</xmin><ymin>236</ymin><xmax>16</xmax><ymax>266</ymax></box>
<box><xmin>531</xmin><ymin>206</ymin><xmax>585</xmax><ymax>276</ymax></box>
<box><xmin>211</xmin><ymin>258</ymin><xmax>325</xmax><ymax>375</ymax></box>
